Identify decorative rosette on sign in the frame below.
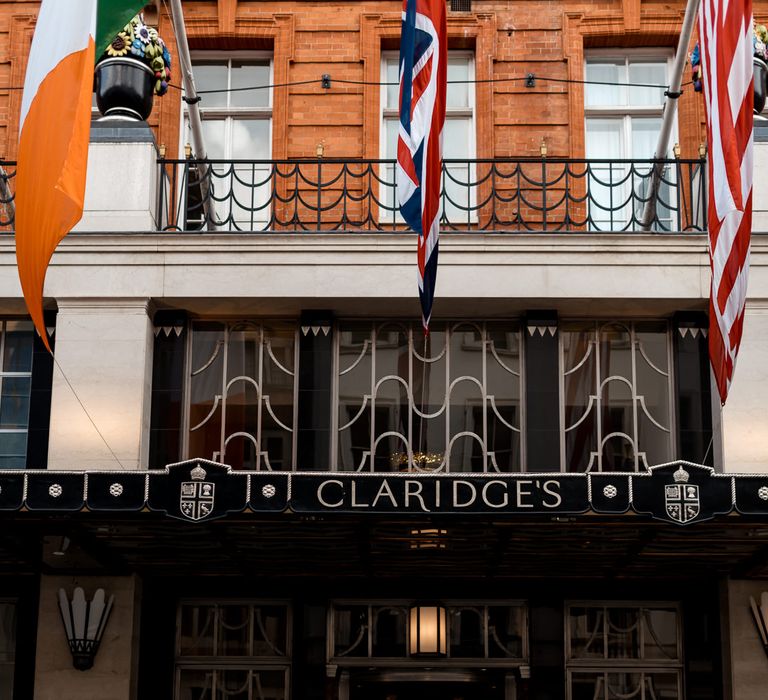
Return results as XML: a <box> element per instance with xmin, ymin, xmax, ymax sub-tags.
<box><xmin>102</xmin><ymin>13</ymin><xmax>172</xmax><ymax>96</ymax></box>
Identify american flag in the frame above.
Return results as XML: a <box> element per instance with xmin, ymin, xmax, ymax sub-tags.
<box><xmin>698</xmin><ymin>0</ymin><xmax>754</xmax><ymax>404</ymax></box>
<box><xmin>397</xmin><ymin>0</ymin><xmax>447</xmax><ymax>332</ymax></box>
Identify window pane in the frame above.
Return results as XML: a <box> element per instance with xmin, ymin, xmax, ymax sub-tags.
<box><xmin>218</xmin><ymin>605</ymin><xmax>250</xmax><ymax>656</ymax></box>
<box><xmin>179</xmin><ymin>605</ymin><xmax>216</xmax><ymax>656</ymax></box>
<box><xmin>628</xmin><ymin>61</ymin><xmax>667</xmax><ymax>106</ymax></box>
<box><xmin>571</xmin><ymin>672</ymin><xmax>605</xmax><ymax>700</ymax></box>
<box><xmin>178</xmin><ymin>669</ymin><xmax>213</xmax><ymax>700</ymax></box>
<box><xmin>450</xmin><ymin>607</ymin><xmax>484</xmax><ymax>657</ymax></box>
<box><xmin>606</xmin><ymin>607</ymin><xmax>640</xmax><ymax>659</ymax></box>
<box><xmin>386</xmin><ymin>59</ymin><xmax>399</xmax><ymax>110</ymax></box>
<box><xmin>0</xmin><ymin>377</ymin><xmax>31</xmax><ymax>429</ymax></box>
<box><xmin>253</xmin><ymin>606</ymin><xmax>288</xmax><ymax>657</ymax></box>
<box><xmin>230</xmin><ymin>60</ymin><xmax>270</xmax><ymax>108</ymax></box>
<box><xmin>217</xmin><ymin>670</ymin><xmax>249</xmax><ymax>700</ymax></box>
<box><xmin>333</xmin><ymin>605</ymin><xmax>369</xmax><ymax>657</ymax></box>
<box><xmin>250</xmin><ymin>670</ymin><xmax>287</xmax><ymax>700</ymax></box>
<box><xmin>0</xmin><ymin>433</ymin><xmax>27</xmax><ymax>460</ymax></box>
<box><xmin>3</xmin><ymin>322</ymin><xmax>33</xmax><ymax>373</ymax></box>
<box><xmin>630</xmin><ymin>117</ymin><xmax>662</xmax><ymax>159</ymax></box>
<box><xmin>192</xmin><ymin>62</ymin><xmax>228</xmax><ymax>108</ymax></box>
<box><xmin>372</xmin><ymin>606</ymin><xmax>407</xmax><ymax>656</ymax></box>
<box><xmin>569</xmin><ymin>607</ymin><xmax>604</xmax><ymax>659</ymax></box>
<box><xmin>231</xmin><ymin>119</ymin><xmax>270</xmax><ymax>158</ymax></box>
<box><xmin>643</xmin><ymin>608</ymin><xmax>679</xmax><ymax>660</ymax></box>
<box><xmin>585</xmin><ymin>60</ymin><xmax>624</xmax><ymax>107</ymax></box>
<box><xmin>446</xmin><ymin>56</ymin><xmax>470</xmax><ymax>109</ymax></box>
<box><xmin>200</xmin><ymin>118</ymin><xmax>227</xmax><ymax>160</ymax></box>
<box><xmin>487</xmin><ymin>606</ymin><xmax>525</xmax><ymax>658</ymax></box>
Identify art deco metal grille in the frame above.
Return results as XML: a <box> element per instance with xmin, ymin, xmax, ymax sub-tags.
<box><xmin>560</xmin><ymin>321</ymin><xmax>673</xmax><ymax>472</ymax></box>
<box><xmin>185</xmin><ymin>321</ymin><xmax>296</xmax><ymax>471</ymax></box>
<box><xmin>335</xmin><ymin>321</ymin><xmax>521</xmax><ymax>472</ymax></box>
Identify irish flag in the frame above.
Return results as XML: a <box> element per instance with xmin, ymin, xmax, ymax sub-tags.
<box><xmin>16</xmin><ymin>0</ymin><xmax>146</xmax><ymax>349</ymax></box>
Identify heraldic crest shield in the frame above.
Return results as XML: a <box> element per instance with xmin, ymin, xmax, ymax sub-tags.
<box><xmin>664</xmin><ymin>466</ymin><xmax>700</xmax><ymax>524</ymax></box>
<box><xmin>180</xmin><ymin>464</ymin><xmax>215</xmax><ymax>521</ymax></box>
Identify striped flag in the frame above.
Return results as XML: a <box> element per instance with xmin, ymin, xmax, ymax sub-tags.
<box><xmin>397</xmin><ymin>0</ymin><xmax>447</xmax><ymax>332</ymax></box>
<box><xmin>16</xmin><ymin>0</ymin><xmax>145</xmax><ymax>350</ymax></box>
<box><xmin>698</xmin><ymin>0</ymin><xmax>754</xmax><ymax>404</ymax></box>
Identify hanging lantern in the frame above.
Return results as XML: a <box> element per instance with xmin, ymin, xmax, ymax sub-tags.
<box><xmin>409</xmin><ymin>604</ymin><xmax>447</xmax><ymax>656</ymax></box>
<box><xmin>57</xmin><ymin>587</ymin><xmax>115</xmax><ymax>671</ymax></box>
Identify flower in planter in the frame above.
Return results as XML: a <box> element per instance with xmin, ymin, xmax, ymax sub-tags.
<box><xmin>99</xmin><ymin>13</ymin><xmax>173</xmax><ymax>97</ymax></box>
<box><xmin>106</xmin><ymin>31</ymin><xmax>131</xmax><ymax>58</ymax></box>
<box><xmin>755</xmin><ymin>23</ymin><xmax>768</xmax><ymax>61</ymax></box>
<box><xmin>135</xmin><ymin>22</ymin><xmax>151</xmax><ymax>45</ymax></box>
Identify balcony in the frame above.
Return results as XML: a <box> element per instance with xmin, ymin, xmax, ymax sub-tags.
<box><xmin>0</xmin><ymin>157</ymin><xmax>707</xmax><ymax>234</ymax></box>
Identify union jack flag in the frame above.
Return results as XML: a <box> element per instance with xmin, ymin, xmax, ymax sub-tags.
<box><xmin>698</xmin><ymin>0</ymin><xmax>754</xmax><ymax>403</ymax></box>
<box><xmin>397</xmin><ymin>0</ymin><xmax>447</xmax><ymax>332</ymax></box>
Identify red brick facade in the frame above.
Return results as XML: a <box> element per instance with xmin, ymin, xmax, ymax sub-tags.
<box><xmin>1</xmin><ymin>0</ymin><xmax>765</xmax><ymax>162</ymax></box>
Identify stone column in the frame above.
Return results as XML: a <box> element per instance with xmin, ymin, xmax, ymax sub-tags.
<box><xmin>721</xmin><ymin>301</ymin><xmax>768</xmax><ymax>473</ymax></box>
<box><xmin>47</xmin><ymin>299</ymin><xmax>154</xmax><ymax>471</ymax></box>
<box><xmin>34</xmin><ymin>575</ymin><xmax>141</xmax><ymax>700</ymax></box>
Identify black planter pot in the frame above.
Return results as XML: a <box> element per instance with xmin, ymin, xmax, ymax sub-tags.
<box><xmin>94</xmin><ymin>56</ymin><xmax>154</xmax><ymax>121</ymax></box>
<box><xmin>755</xmin><ymin>56</ymin><xmax>768</xmax><ymax>114</ymax></box>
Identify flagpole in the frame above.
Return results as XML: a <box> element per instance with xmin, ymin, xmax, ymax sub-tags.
<box><xmin>167</xmin><ymin>0</ymin><xmax>215</xmax><ymax>230</ymax></box>
<box><xmin>639</xmin><ymin>0</ymin><xmax>701</xmax><ymax>231</ymax></box>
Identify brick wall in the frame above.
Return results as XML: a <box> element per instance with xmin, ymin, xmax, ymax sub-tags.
<box><xmin>0</xmin><ymin>0</ymin><xmax>765</xmax><ymax>162</ymax></box>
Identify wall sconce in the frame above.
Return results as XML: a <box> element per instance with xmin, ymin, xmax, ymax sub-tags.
<box><xmin>409</xmin><ymin>604</ymin><xmax>447</xmax><ymax>656</ymax></box>
<box><xmin>673</xmin><ymin>142</ymin><xmax>681</xmax><ymax>158</ymax></box>
<box><xmin>316</xmin><ymin>142</ymin><xmax>325</xmax><ymax>158</ymax></box>
<box><xmin>539</xmin><ymin>138</ymin><xmax>548</xmax><ymax>158</ymax></box>
<box><xmin>184</xmin><ymin>142</ymin><xmax>192</xmax><ymax>159</ymax></box>
<box><xmin>699</xmin><ymin>142</ymin><xmax>707</xmax><ymax>158</ymax></box>
<box><xmin>58</xmin><ymin>587</ymin><xmax>114</xmax><ymax>671</ymax></box>
<box><xmin>750</xmin><ymin>594</ymin><xmax>768</xmax><ymax>658</ymax></box>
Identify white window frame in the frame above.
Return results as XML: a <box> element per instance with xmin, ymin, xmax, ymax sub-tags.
<box><xmin>584</xmin><ymin>50</ymin><xmax>677</xmax><ymax>231</ymax></box>
<box><xmin>180</xmin><ymin>52</ymin><xmax>274</xmax><ymax>230</ymax></box>
<box><xmin>379</xmin><ymin>51</ymin><xmax>477</xmax><ymax>226</ymax></box>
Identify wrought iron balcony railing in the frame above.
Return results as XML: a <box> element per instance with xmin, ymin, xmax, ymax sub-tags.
<box><xmin>0</xmin><ymin>158</ymin><xmax>707</xmax><ymax>234</ymax></box>
<box><xmin>157</xmin><ymin>157</ymin><xmax>706</xmax><ymax>234</ymax></box>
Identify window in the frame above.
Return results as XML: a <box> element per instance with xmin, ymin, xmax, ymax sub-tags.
<box><xmin>185</xmin><ymin>55</ymin><xmax>272</xmax><ymax>230</ymax></box>
<box><xmin>185</xmin><ymin>321</ymin><xmax>296</xmax><ymax>471</ymax></box>
<box><xmin>561</xmin><ymin>321</ymin><xmax>673</xmax><ymax>472</ymax></box>
<box><xmin>381</xmin><ymin>52</ymin><xmax>476</xmax><ymax>225</ymax></box>
<box><xmin>584</xmin><ymin>53</ymin><xmax>675</xmax><ymax>230</ymax></box>
<box><xmin>0</xmin><ymin>322</ymin><xmax>34</xmax><ymax>469</ymax></box>
<box><xmin>335</xmin><ymin>321</ymin><xmax>521</xmax><ymax>472</ymax></box>
<box><xmin>175</xmin><ymin>601</ymin><xmax>290</xmax><ymax>700</ymax></box>
<box><xmin>330</xmin><ymin>601</ymin><xmax>527</xmax><ymax>662</ymax></box>
<box><xmin>567</xmin><ymin>603</ymin><xmax>682</xmax><ymax>699</ymax></box>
